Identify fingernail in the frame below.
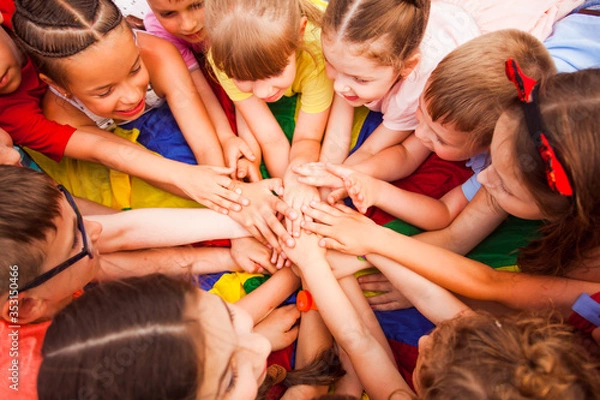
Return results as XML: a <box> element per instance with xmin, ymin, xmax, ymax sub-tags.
<box><xmin>286</xmin><ymin>239</ymin><xmax>295</xmax><ymax>247</ymax></box>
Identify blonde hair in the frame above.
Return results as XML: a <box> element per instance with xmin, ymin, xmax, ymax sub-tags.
<box><xmin>205</xmin><ymin>0</ymin><xmax>323</xmax><ymax>81</ymax></box>
<box><xmin>417</xmin><ymin>311</ymin><xmax>600</xmax><ymax>399</ymax></box>
<box><xmin>424</xmin><ymin>29</ymin><xmax>555</xmax><ymax>150</ymax></box>
<box><xmin>322</xmin><ymin>0</ymin><xmax>429</xmax><ymax>72</ymax></box>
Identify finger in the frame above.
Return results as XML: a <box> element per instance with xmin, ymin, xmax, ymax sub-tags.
<box><xmin>328</xmin><ymin>187</ymin><xmax>348</xmax><ymax>204</ymax></box>
<box><xmin>227</xmin><ymin>151</ymin><xmax>241</xmax><ymax>171</ymax></box>
<box><xmin>208</xmin><ymin>165</ymin><xmax>236</xmax><ymax>176</ymax></box>
<box><xmin>318</xmin><ymin>237</ymin><xmax>349</xmax><ymax>252</ymax></box>
<box><xmin>325</xmin><ymin>162</ymin><xmax>356</xmax><ymax>180</ymax></box>
<box><xmin>236</xmin><ymin>161</ymin><xmax>249</xmax><ymax>180</ymax></box>
<box><xmin>238</xmin><ymin>141</ymin><xmax>257</xmax><ymax>162</ymax></box>
<box><xmin>364</xmin><ymin>292</ymin><xmax>397</xmax><ymax>305</ymax></box>
<box><xmin>263</xmin><ymin>178</ymin><xmax>285</xmax><ymax>197</ymax></box>
<box><xmin>246</xmin><ymin>164</ymin><xmax>262</xmax><ymax>183</ymax></box>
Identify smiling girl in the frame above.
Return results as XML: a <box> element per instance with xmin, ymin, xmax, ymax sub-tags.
<box><xmin>204</xmin><ymin>0</ymin><xmax>334</xmax><ymax>237</ymax></box>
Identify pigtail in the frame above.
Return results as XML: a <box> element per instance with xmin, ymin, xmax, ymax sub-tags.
<box><xmin>257</xmin><ymin>347</ymin><xmax>346</xmax><ymax>399</ymax></box>
<box><xmin>12</xmin><ymin>0</ymin><xmax>123</xmax><ymax>87</ymax></box>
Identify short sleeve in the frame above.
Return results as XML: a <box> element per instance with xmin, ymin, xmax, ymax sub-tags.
<box><xmin>461</xmin><ymin>153</ymin><xmax>489</xmax><ymax>202</ymax></box>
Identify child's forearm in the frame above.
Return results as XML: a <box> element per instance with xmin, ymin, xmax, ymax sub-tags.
<box><xmin>236</xmin><ymin>268</ymin><xmax>300</xmax><ymax>324</ymax></box>
<box><xmin>374</xmin><ymin>184</ymin><xmax>468</xmax><ymax>231</ymax></box>
<box><xmin>367</xmin><ymin>254</ymin><xmax>470</xmax><ymax>325</ymax></box>
<box><xmin>319</xmin><ymin>95</ymin><xmax>354</xmax><ymax>164</ymax></box>
<box><xmin>353</xmin><ymin>138</ymin><xmax>431</xmax><ymax>181</ymax></box>
<box><xmin>368</xmin><ymin>226</ymin><xmax>600</xmax><ymax>315</ymax></box>
<box><xmin>191</xmin><ymin>69</ymin><xmax>236</xmax><ymax>141</ymax></box>
<box><xmin>299</xmin><ymin>253</ymin><xmax>411</xmax><ymax>400</ymax></box>
<box><xmin>89</xmin><ymin>208</ymin><xmax>249</xmax><ymax>253</ymax></box>
<box><xmin>97</xmin><ymin>246</ymin><xmax>240</xmax><ymax>280</ymax></box>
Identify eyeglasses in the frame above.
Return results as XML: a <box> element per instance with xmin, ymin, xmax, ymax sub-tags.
<box><xmin>19</xmin><ymin>185</ymin><xmax>94</xmax><ymax>292</ymax></box>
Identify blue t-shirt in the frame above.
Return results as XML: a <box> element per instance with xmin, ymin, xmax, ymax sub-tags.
<box><xmin>461</xmin><ymin>152</ymin><xmax>489</xmax><ymax>202</ymax></box>
<box><xmin>544</xmin><ymin>1</ymin><xmax>600</xmax><ymax>72</ymax></box>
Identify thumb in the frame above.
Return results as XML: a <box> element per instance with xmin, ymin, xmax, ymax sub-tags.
<box><xmin>208</xmin><ymin>165</ymin><xmax>236</xmax><ymax>175</ymax></box>
<box><xmin>328</xmin><ymin>187</ymin><xmax>348</xmax><ymax>204</ymax></box>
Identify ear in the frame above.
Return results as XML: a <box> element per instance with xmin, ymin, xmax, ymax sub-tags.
<box><xmin>38</xmin><ymin>73</ymin><xmax>70</xmax><ymax>98</ymax></box>
<box><xmin>400</xmin><ymin>51</ymin><xmax>421</xmax><ymax>79</ymax></box>
<box><xmin>298</xmin><ymin>16</ymin><xmax>308</xmax><ymax>41</ymax></box>
<box><xmin>1</xmin><ymin>292</ymin><xmax>49</xmax><ymax>325</ymax></box>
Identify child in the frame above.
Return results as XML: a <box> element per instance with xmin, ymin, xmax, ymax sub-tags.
<box><xmin>0</xmin><ymin>11</ymin><xmax>246</xmax><ymax>215</ymax></box>
<box><xmin>297</xmin><ymin>29</ymin><xmax>555</xmax><ymax>231</ymax></box>
<box><xmin>282</xmin><ymin>231</ymin><xmax>600</xmax><ymax>399</ymax></box>
<box><xmin>36</xmin><ymin>274</ymin><xmax>345</xmax><ymax>400</ymax></box>
<box><xmin>204</xmin><ymin>0</ymin><xmax>334</xmax><ymax>235</ymax></box>
<box><xmin>13</xmin><ymin>0</ymin><xmax>223</xmax><ymax>168</ymax></box>
<box><xmin>143</xmin><ymin>0</ymin><xmax>260</xmax><ymax>180</ymax></box>
<box><xmin>299</xmin><ymin>68</ymin><xmax>600</xmax><ymax>319</ymax></box>
<box><xmin>5</xmin><ymin>2</ymin><xmax>298</xmax><ymax>252</ymax></box>
<box><xmin>0</xmin><ymin>165</ymin><xmax>297</xmax><ymax>398</ymax></box>
<box><xmin>319</xmin><ymin>0</ymin><xmax>579</xmax><ymax>181</ymax></box>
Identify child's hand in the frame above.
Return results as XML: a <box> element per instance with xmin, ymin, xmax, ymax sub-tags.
<box><xmin>283</xmin><ymin>171</ymin><xmax>321</xmax><ymax>238</ymax></box>
<box><xmin>228</xmin><ymin>179</ymin><xmax>298</xmax><ymax>253</ymax></box>
<box><xmin>280</xmin><ymin>229</ymin><xmax>327</xmax><ymax>269</ymax></box>
<box><xmin>222</xmin><ymin>135</ymin><xmax>257</xmax><ymax>176</ymax></box>
<box><xmin>301</xmin><ymin>201</ymin><xmax>379</xmax><ymax>255</ymax></box>
<box><xmin>293</xmin><ymin>162</ymin><xmax>345</xmax><ymax>188</ymax></box>
<box><xmin>357</xmin><ymin>273</ymin><xmax>412</xmax><ymax>311</ymax></box>
<box><xmin>253</xmin><ymin>304</ymin><xmax>300</xmax><ymax>351</ymax></box>
<box><xmin>326</xmin><ymin>163</ymin><xmax>379</xmax><ymax>214</ymax></box>
<box><xmin>236</xmin><ymin>157</ymin><xmax>262</xmax><ymax>182</ymax></box>
<box><xmin>179</xmin><ymin>165</ymin><xmax>250</xmax><ymax>214</ymax></box>
<box><xmin>230</xmin><ymin>237</ymin><xmax>279</xmax><ymax>274</ymax></box>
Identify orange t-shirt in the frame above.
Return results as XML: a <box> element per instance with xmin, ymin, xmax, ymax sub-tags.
<box><xmin>0</xmin><ymin>319</ymin><xmax>49</xmax><ymax>399</ymax></box>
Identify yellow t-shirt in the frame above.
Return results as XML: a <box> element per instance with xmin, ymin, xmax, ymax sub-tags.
<box><xmin>208</xmin><ymin>19</ymin><xmax>334</xmax><ymax>114</ymax></box>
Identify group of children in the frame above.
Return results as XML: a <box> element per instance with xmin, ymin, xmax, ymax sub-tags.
<box><xmin>1</xmin><ymin>0</ymin><xmax>600</xmax><ymax>398</ymax></box>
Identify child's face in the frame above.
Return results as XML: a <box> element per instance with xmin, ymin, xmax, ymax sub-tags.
<box><xmin>415</xmin><ymin>95</ymin><xmax>484</xmax><ymax>162</ymax></box>
<box><xmin>322</xmin><ymin>37</ymin><xmax>399</xmax><ymax>107</ymax></box>
<box><xmin>477</xmin><ymin>113</ymin><xmax>543</xmax><ymax>219</ymax></box>
<box><xmin>29</xmin><ymin>195</ymin><xmax>103</xmax><ymax>319</ymax></box>
<box><xmin>0</xmin><ymin>27</ymin><xmax>23</xmax><ymax>95</ymax></box>
<box><xmin>148</xmin><ymin>0</ymin><xmax>206</xmax><ymax>44</ymax></box>
<box><xmin>191</xmin><ymin>290</ymin><xmax>271</xmax><ymax>399</ymax></box>
<box><xmin>232</xmin><ymin>53</ymin><xmax>297</xmax><ymax>103</ymax></box>
<box><xmin>0</xmin><ymin>128</ymin><xmax>20</xmax><ymax>166</ymax></box>
<box><xmin>56</xmin><ymin>24</ymin><xmax>150</xmax><ymax>122</ymax></box>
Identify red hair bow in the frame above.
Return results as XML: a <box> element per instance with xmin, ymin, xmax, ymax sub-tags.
<box><xmin>504</xmin><ymin>59</ymin><xmax>573</xmax><ymax>196</ymax></box>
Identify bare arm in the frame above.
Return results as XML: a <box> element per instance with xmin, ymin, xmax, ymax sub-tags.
<box><xmin>88</xmin><ymin>208</ymin><xmax>249</xmax><ymax>253</ymax></box>
<box><xmin>139</xmin><ymin>33</ymin><xmax>225</xmax><ymax>166</ymax></box>
<box><xmin>283</xmin><ymin>234</ymin><xmax>412</xmax><ymax>400</ymax></box>
<box><xmin>319</xmin><ymin>94</ymin><xmax>354</xmax><ymax>164</ymax></box>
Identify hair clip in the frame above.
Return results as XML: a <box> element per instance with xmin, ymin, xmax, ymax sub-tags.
<box><xmin>505</xmin><ymin>59</ymin><xmax>573</xmax><ymax>196</ymax></box>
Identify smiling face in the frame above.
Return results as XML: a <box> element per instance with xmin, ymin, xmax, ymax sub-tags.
<box><xmin>192</xmin><ymin>291</ymin><xmax>271</xmax><ymax>399</ymax></box>
<box><xmin>0</xmin><ymin>27</ymin><xmax>24</xmax><ymax>95</ymax></box>
<box><xmin>53</xmin><ymin>23</ymin><xmax>150</xmax><ymax>122</ymax></box>
<box><xmin>322</xmin><ymin>36</ymin><xmax>399</xmax><ymax>107</ymax></box>
<box><xmin>477</xmin><ymin>113</ymin><xmax>543</xmax><ymax>220</ymax></box>
<box><xmin>148</xmin><ymin>0</ymin><xmax>206</xmax><ymax>44</ymax></box>
<box><xmin>232</xmin><ymin>52</ymin><xmax>297</xmax><ymax>103</ymax></box>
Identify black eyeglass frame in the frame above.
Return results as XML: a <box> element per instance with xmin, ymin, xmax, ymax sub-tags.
<box><xmin>18</xmin><ymin>185</ymin><xmax>93</xmax><ymax>293</ymax></box>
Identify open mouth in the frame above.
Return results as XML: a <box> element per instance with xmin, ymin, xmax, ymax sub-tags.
<box><xmin>115</xmin><ymin>98</ymin><xmax>145</xmax><ymax>119</ymax></box>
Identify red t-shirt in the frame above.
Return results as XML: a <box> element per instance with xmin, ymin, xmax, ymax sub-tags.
<box><xmin>0</xmin><ymin>0</ymin><xmax>15</xmax><ymax>29</ymax></box>
<box><xmin>0</xmin><ymin>319</ymin><xmax>49</xmax><ymax>400</ymax></box>
<box><xmin>0</xmin><ymin>57</ymin><xmax>76</xmax><ymax>162</ymax></box>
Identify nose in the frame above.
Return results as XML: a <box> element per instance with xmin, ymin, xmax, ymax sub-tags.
<box><xmin>83</xmin><ymin>219</ymin><xmax>103</xmax><ymax>246</ymax></box>
<box><xmin>252</xmin><ymin>81</ymin><xmax>273</xmax><ymax>99</ymax></box>
<box><xmin>180</xmin><ymin>12</ymin><xmax>197</xmax><ymax>33</ymax></box>
<box><xmin>332</xmin><ymin>75</ymin><xmax>349</xmax><ymax>94</ymax></box>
